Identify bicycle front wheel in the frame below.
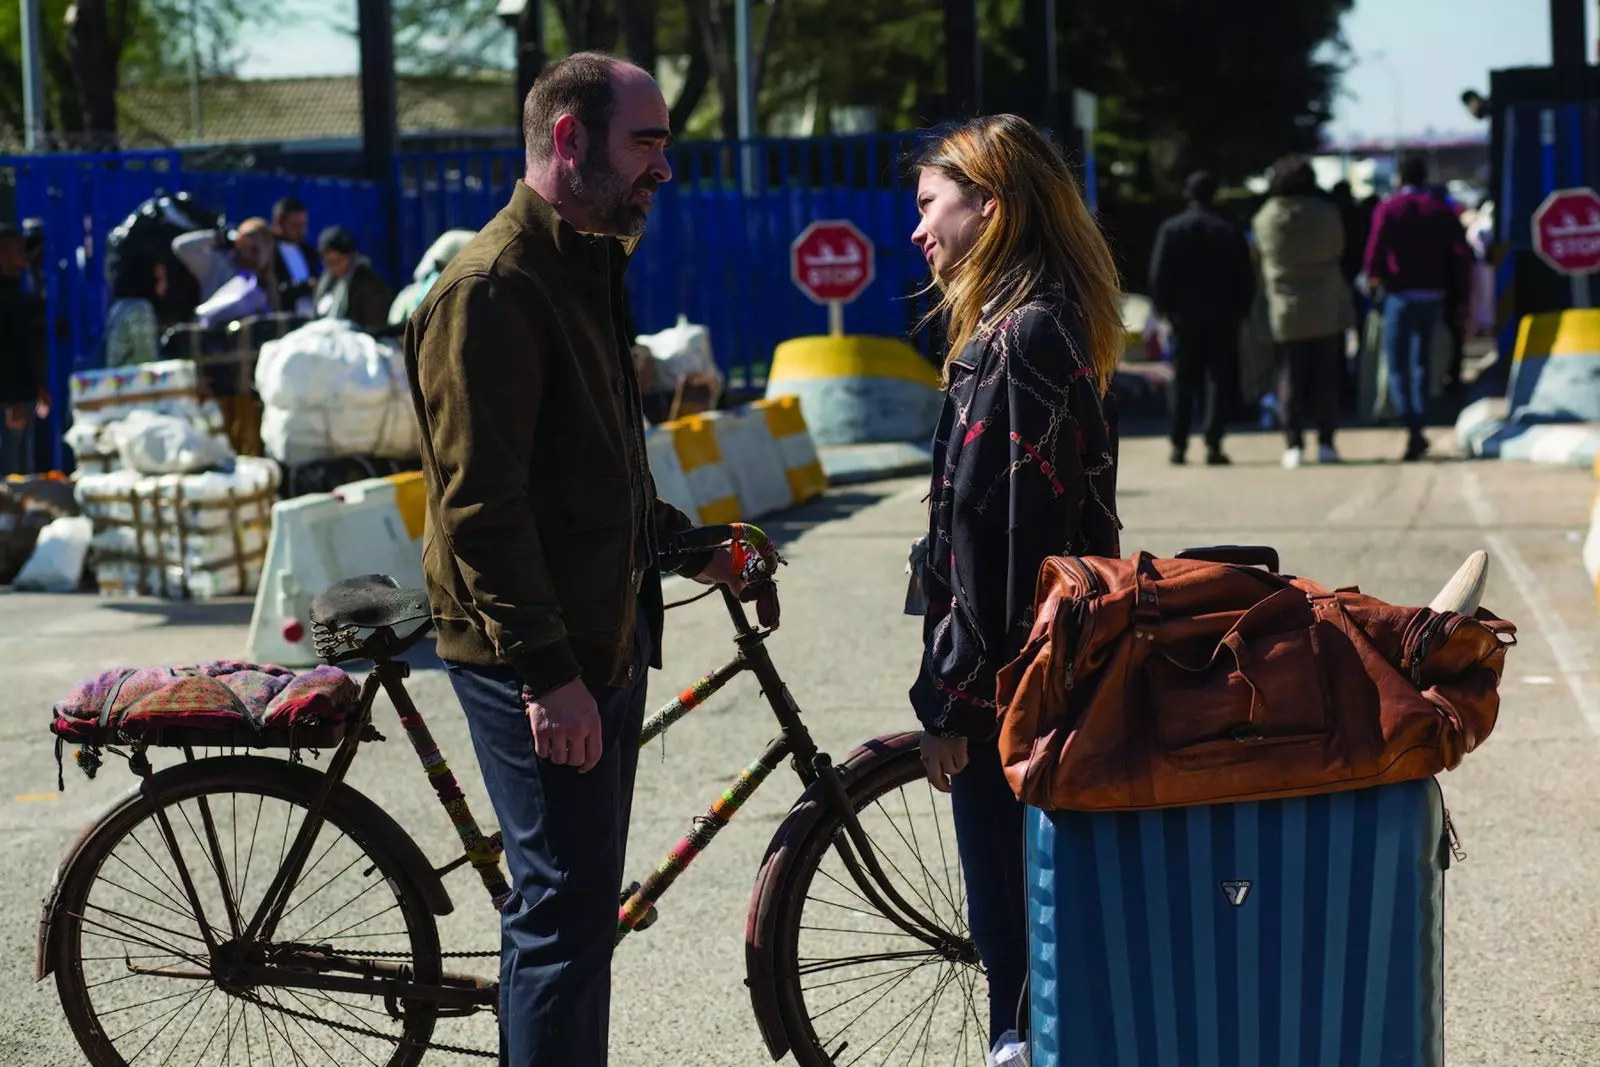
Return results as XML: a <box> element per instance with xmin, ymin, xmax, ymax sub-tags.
<box><xmin>49</xmin><ymin>755</ymin><xmax>444</xmax><ymax>1067</ymax></box>
<box><xmin>766</xmin><ymin>738</ymin><xmax>990</xmax><ymax>1067</ymax></box>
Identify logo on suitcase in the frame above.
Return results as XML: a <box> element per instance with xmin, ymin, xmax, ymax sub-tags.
<box><xmin>1220</xmin><ymin>880</ymin><xmax>1252</xmax><ymax>907</ymax></box>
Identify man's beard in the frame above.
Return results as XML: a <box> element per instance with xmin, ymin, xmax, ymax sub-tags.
<box><xmin>570</xmin><ymin>143</ymin><xmax>658</xmax><ymax>237</ymax></box>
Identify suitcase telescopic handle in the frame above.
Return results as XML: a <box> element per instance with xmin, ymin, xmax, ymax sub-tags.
<box><xmin>1174</xmin><ymin>545</ymin><xmax>1281</xmax><ymax>573</ymax></box>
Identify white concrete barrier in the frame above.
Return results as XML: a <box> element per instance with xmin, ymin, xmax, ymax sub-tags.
<box><xmin>247</xmin><ymin>471</ymin><xmax>426</xmax><ymax>667</ymax></box>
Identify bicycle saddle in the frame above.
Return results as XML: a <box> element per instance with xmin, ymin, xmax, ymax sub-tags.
<box><xmin>311</xmin><ymin>574</ymin><xmax>432</xmax><ymax>632</ymax></box>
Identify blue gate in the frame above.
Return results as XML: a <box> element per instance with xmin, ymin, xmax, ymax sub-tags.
<box><xmin>0</xmin><ymin>150</ymin><xmax>380</xmax><ymax>467</ymax></box>
<box><xmin>4</xmin><ymin>133</ymin><xmax>939</xmax><ymax>469</ymax></box>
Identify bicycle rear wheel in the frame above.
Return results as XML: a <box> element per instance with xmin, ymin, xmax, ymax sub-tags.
<box><xmin>766</xmin><ymin>740</ymin><xmax>990</xmax><ymax>1066</ymax></box>
<box><xmin>49</xmin><ymin>755</ymin><xmax>444</xmax><ymax>1067</ymax></box>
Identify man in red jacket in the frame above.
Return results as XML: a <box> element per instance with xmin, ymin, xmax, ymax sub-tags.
<box><xmin>1363</xmin><ymin>155</ymin><xmax>1472</xmax><ymax>461</ymax></box>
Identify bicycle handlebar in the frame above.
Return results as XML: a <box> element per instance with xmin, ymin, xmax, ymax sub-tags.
<box><xmin>659</xmin><ymin>522</ymin><xmax>784</xmax><ymax>629</ymax></box>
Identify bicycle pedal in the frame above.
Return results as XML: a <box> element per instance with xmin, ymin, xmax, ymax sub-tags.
<box><xmin>620</xmin><ymin>881</ymin><xmax>660</xmax><ymax>931</ymax></box>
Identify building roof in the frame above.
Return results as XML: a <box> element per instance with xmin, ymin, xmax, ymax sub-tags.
<box><xmin>115</xmin><ymin>75</ymin><xmax>518</xmax><ymax>148</ymax></box>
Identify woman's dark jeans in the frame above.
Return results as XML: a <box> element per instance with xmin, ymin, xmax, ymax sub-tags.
<box><xmin>950</xmin><ymin>737</ymin><xmax>1029</xmax><ymax>1047</ymax></box>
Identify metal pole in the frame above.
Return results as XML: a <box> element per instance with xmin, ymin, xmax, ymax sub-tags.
<box><xmin>187</xmin><ymin>0</ymin><xmax>204</xmax><ymax>140</ymax></box>
<box><xmin>358</xmin><ymin>0</ymin><xmax>400</xmax><ymax>281</ymax></box>
<box><xmin>828</xmin><ymin>301</ymin><xmax>843</xmax><ymax>337</ymax></box>
<box><xmin>1551</xmin><ymin>0</ymin><xmax>1587</xmax><ymax>104</ymax></box>
<box><xmin>1573</xmin><ymin>272</ymin><xmax>1592</xmax><ymax>309</ymax></box>
<box><xmin>735</xmin><ymin>0</ymin><xmax>756</xmax><ymax>196</ymax></box>
<box><xmin>19</xmin><ymin>0</ymin><xmax>46</xmax><ymax>151</ymax></box>
<box><xmin>943</xmin><ymin>0</ymin><xmax>981</xmax><ymax>118</ymax></box>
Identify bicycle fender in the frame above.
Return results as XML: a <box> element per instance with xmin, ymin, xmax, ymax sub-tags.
<box><xmin>743</xmin><ymin>730</ymin><xmax>921</xmax><ymax>1061</ymax></box>
<box><xmin>36</xmin><ymin>755</ymin><xmax>456</xmax><ymax>982</ymax></box>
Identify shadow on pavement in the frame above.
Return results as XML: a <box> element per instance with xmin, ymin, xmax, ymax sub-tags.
<box><xmin>757</xmin><ymin>487</ymin><xmax>904</xmax><ymax>546</ymax></box>
<box><xmin>100</xmin><ymin>599</ymin><xmax>256</xmax><ymax>628</ymax></box>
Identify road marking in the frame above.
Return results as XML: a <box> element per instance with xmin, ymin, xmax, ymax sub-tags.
<box><xmin>1461</xmin><ymin>469</ymin><xmax>1600</xmax><ymax>737</ymax></box>
<box><xmin>15</xmin><ymin>792</ymin><xmax>60</xmax><ymax>803</ymax></box>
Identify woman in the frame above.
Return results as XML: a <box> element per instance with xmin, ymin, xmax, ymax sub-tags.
<box><xmin>103</xmin><ymin>254</ymin><xmax>167</xmax><ymax>367</ymax></box>
<box><xmin>315</xmin><ymin>225</ymin><xmax>394</xmax><ymax>333</ymax></box>
<box><xmin>1252</xmin><ymin>155</ymin><xmax>1349</xmax><ymax>469</ymax></box>
<box><xmin>909</xmin><ymin>114</ymin><xmax>1124</xmax><ymax>1059</ymax></box>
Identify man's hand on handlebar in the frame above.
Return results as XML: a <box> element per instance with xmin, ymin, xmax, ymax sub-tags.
<box><xmin>689</xmin><ymin>545</ymin><xmax>750</xmax><ymax>598</ymax></box>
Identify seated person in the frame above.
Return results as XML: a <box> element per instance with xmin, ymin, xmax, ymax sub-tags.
<box><xmin>315</xmin><ymin>226</ymin><xmax>393</xmax><ymax>333</ymax></box>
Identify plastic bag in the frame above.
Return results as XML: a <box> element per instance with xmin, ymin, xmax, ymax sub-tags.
<box><xmin>635</xmin><ymin>315</ymin><xmax>721</xmax><ymax>393</ymax></box>
<box><xmin>195</xmin><ymin>273</ymin><xmax>270</xmax><ymax>328</ymax></box>
<box><xmin>110</xmin><ymin>409</ymin><xmax>233</xmax><ymax>474</ymax></box>
<box><xmin>255</xmin><ymin>320</ymin><xmax>417</xmax><ymax>464</ymax></box>
<box><xmin>13</xmin><ymin>516</ymin><xmax>93</xmax><ymax>592</ymax></box>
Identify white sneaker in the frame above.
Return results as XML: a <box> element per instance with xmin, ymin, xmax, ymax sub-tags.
<box><xmin>989</xmin><ymin>1030</ymin><xmax>1031</xmax><ymax>1067</ymax></box>
<box><xmin>1281</xmin><ymin>447</ymin><xmax>1303</xmax><ymax>470</ymax></box>
<box><xmin>1318</xmin><ymin>444</ymin><xmax>1341</xmax><ymax>464</ymax></box>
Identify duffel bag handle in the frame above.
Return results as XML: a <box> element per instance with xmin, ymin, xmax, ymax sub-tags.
<box><xmin>1175</xmin><ymin>544</ymin><xmax>1281</xmax><ymax>572</ymax></box>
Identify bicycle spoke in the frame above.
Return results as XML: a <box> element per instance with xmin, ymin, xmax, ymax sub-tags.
<box><xmin>821</xmin><ymin>956</ymin><xmax>940</xmax><ymax>1045</ymax></box>
<box><xmin>803</xmin><ymin>962</ymin><xmax>933</xmax><ymax>995</ymax></box>
<box><xmin>275</xmin><ymin>837</ymin><xmax>363</xmax><ymax>929</ymax></box>
<box><xmin>800</xmin><ymin>923</ymin><xmax>924</xmax><ymax>938</ymax></box>
<box><xmin>311</xmin><ymin>899</ymin><xmax>401</xmax><ymax>946</ymax></box>
<box><xmin>898</xmin><ymin>788</ymin><xmax>941</xmax><ymax>928</ymax></box>
<box><xmin>927</xmin><ymin>779</ymin><xmax>961</xmax><ymax>927</ymax></box>
<box><xmin>872</xmin><ymin>796</ymin><xmax>961</xmax><ymax>919</ymax></box>
<box><xmin>93</xmin><ymin>872</ymin><xmax>206</xmax><ymax>930</ymax></box>
<box><xmin>238</xmin><ymin>794</ymin><xmax>266</xmax><ymax>913</ymax></box>
<box><xmin>798</xmin><ymin>948</ymin><xmax>946</xmax><ymax>977</ymax></box>
<box><xmin>189</xmin><ymin>991</ymin><xmax>235</xmax><ymax>1067</ymax></box>
<box><xmin>74</xmin><ymin>909</ymin><xmax>208</xmax><ymax>965</ymax></box>
<box><xmin>849</xmin><ymin>960</ymin><xmax>963</xmax><ymax>1067</ymax></box>
<box><xmin>103</xmin><ymin>984</ymin><xmax>211</xmax><ymax>1026</ymax></box>
<box><xmin>280</xmin><ymin>987</ymin><xmax>384</xmax><ymax>1067</ymax></box>
<box><xmin>112</xmin><ymin>982</ymin><xmax>208</xmax><ymax>1054</ymax></box>
<box><xmin>289</xmin><ymin>871</ymin><xmax>392</xmax><ymax>943</ymax></box>
<box><xmin>127</xmin><ymin>827</ymin><xmax>202</xmax><ymax>922</ymax></box>
<box><xmin>107</xmin><ymin>849</ymin><xmax>199</xmax><ymax>921</ymax></box>
<box><xmin>267</xmin><ymin>987</ymin><xmax>349</xmax><ymax>1065</ymax></box>
<box><xmin>155</xmin><ymin>984</ymin><xmax>218</xmax><ymax>1067</ymax></box>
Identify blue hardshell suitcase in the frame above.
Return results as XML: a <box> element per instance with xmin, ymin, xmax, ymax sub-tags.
<box><xmin>1026</xmin><ymin>778</ymin><xmax>1450</xmax><ymax>1067</ymax></box>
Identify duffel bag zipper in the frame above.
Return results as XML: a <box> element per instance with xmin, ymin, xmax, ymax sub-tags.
<box><xmin>1405</xmin><ymin>610</ymin><xmax>1454</xmax><ymax>687</ymax></box>
<box><xmin>1054</xmin><ymin>559</ymin><xmax>1104</xmax><ymax>688</ymax></box>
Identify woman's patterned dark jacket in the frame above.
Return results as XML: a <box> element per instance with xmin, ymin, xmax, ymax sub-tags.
<box><xmin>910</xmin><ymin>284</ymin><xmax>1122</xmax><ymax>739</ymax></box>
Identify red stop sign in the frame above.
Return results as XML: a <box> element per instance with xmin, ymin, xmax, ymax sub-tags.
<box><xmin>791</xmin><ymin>220</ymin><xmax>875</xmax><ymax>304</ymax></box>
<box><xmin>1534</xmin><ymin>187</ymin><xmax>1600</xmax><ymax>275</ymax></box>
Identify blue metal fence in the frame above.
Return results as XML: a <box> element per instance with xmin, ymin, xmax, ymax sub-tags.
<box><xmin>5</xmin><ymin>133</ymin><xmax>938</xmax><ymax>468</ymax></box>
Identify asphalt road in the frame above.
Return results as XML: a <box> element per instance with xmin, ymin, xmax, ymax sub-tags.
<box><xmin>3</xmin><ymin>425</ymin><xmax>1598</xmax><ymax>1066</ymax></box>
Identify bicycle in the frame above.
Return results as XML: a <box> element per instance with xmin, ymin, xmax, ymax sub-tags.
<box><xmin>38</xmin><ymin>522</ymin><xmax>990</xmax><ymax>1065</ymax></box>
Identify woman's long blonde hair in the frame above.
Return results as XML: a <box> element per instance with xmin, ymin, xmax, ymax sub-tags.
<box><xmin>914</xmin><ymin>114</ymin><xmax>1124</xmax><ymax>394</ymax></box>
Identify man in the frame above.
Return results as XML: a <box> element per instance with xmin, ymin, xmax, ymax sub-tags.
<box><xmin>1363</xmin><ymin>154</ymin><xmax>1471</xmax><ymax>461</ymax></box>
<box><xmin>1148</xmin><ymin>170</ymin><xmax>1256</xmax><ymax>465</ymax></box>
<box><xmin>313</xmin><ymin>225</ymin><xmax>393</xmax><ymax>332</ymax></box>
<box><xmin>172</xmin><ymin>216</ymin><xmax>278</xmax><ymax>307</ymax></box>
<box><xmin>0</xmin><ymin>225</ymin><xmax>48</xmax><ymax>476</ymax></box>
<box><xmin>404</xmin><ymin>52</ymin><xmax>747</xmax><ymax>1065</ymax></box>
<box><xmin>271</xmin><ymin>197</ymin><xmax>318</xmax><ymax>316</ymax></box>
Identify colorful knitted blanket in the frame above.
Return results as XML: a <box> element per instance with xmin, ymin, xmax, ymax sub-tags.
<box><xmin>52</xmin><ymin>661</ymin><xmax>358</xmax><ymax>743</ymax></box>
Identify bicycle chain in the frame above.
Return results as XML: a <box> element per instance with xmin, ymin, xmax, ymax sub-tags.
<box><xmin>229</xmin><ymin>950</ymin><xmax>503</xmax><ymax>1059</ymax></box>
<box><xmin>233</xmin><ymin>985</ymin><xmax>499</xmax><ymax>1060</ymax></box>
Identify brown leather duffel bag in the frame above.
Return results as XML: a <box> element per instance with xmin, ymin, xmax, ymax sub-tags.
<box><xmin>995</xmin><ymin>546</ymin><xmax>1517</xmax><ymax>811</ymax></box>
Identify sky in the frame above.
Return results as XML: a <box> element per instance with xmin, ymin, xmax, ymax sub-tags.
<box><xmin>239</xmin><ymin>0</ymin><xmax>1564</xmax><ymax>143</ymax></box>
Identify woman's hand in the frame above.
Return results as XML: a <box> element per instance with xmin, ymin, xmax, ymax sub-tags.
<box><xmin>919</xmin><ymin>731</ymin><xmax>968</xmax><ymax>793</ymax></box>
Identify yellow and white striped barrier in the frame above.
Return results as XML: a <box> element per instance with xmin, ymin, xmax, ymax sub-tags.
<box><xmin>756</xmin><ymin>394</ymin><xmax>829</xmax><ymax>506</ymax></box>
<box><xmin>248</xmin><ymin>402</ymin><xmax>828</xmax><ymax>665</ymax></box>
<box><xmin>1509</xmin><ymin>308</ymin><xmax>1600</xmax><ymax>423</ymax></box>
<box><xmin>645</xmin><ymin>396</ymin><xmax>828</xmax><ymax>527</ymax></box>
<box><xmin>247</xmin><ymin>471</ymin><xmax>427</xmax><ymax>667</ymax></box>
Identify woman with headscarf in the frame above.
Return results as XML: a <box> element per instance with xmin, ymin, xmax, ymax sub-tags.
<box><xmin>314</xmin><ymin>226</ymin><xmax>394</xmax><ymax>333</ymax></box>
<box><xmin>103</xmin><ymin>254</ymin><xmax>168</xmax><ymax>367</ymax></box>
